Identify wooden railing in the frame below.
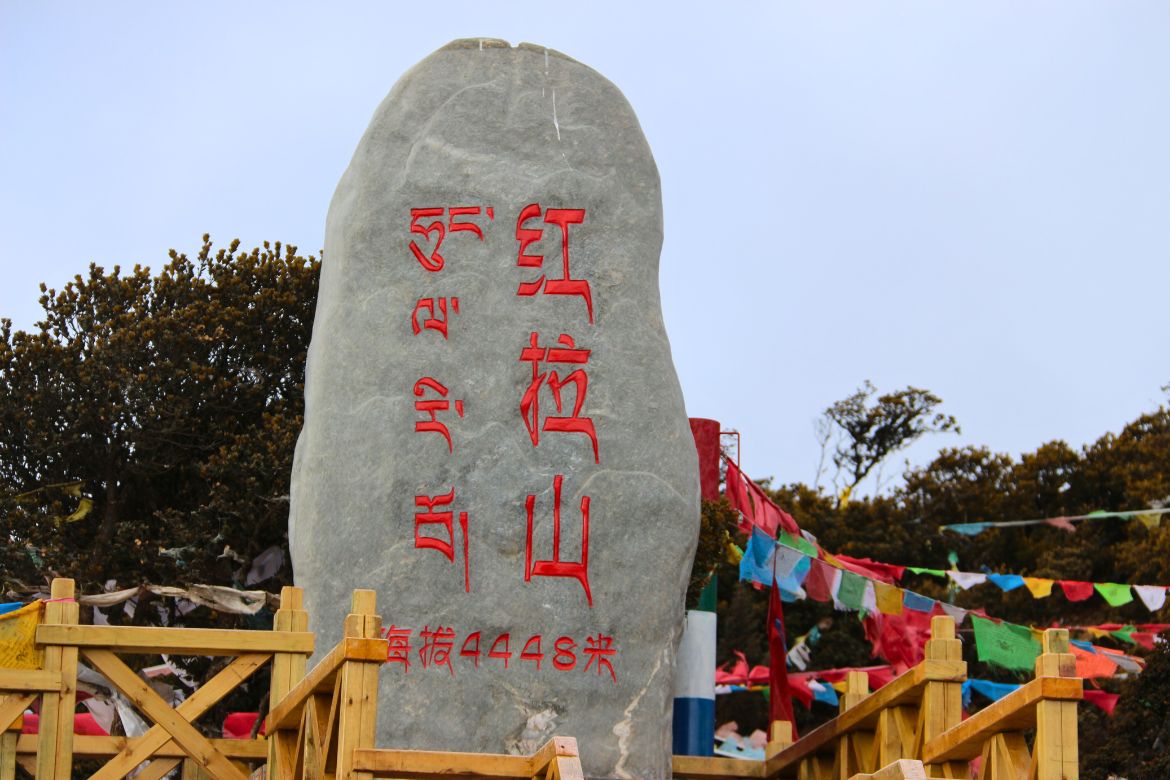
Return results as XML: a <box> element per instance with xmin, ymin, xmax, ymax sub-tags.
<box><xmin>1</xmin><ymin>577</ymin><xmax>313</xmax><ymax>778</ymax></box>
<box><xmin>263</xmin><ymin>588</ymin><xmax>586</xmax><ymax>780</ymax></box>
<box><xmin>0</xmin><ymin>582</ymin><xmax>1079</xmax><ymax>779</ymax></box>
<box><xmin>673</xmin><ymin>615</ymin><xmax>1083</xmax><ymax>780</ymax></box>
<box><xmin>0</xmin><ymin>579</ymin><xmax>586</xmax><ymax>780</ymax></box>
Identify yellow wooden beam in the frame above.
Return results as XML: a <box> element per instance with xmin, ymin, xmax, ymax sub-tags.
<box><xmin>847</xmin><ymin>758</ymin><xmax>929</xmax><ymax>779</ymax></box>
<box><xmin>35</xmin><ymin>577</ymin><xmax>78</xmax><ymax>779</ymax></box>
<box><xmin>81</xmin><ymin>648</ymin><xmax>249</xmax><ymax>780</ymax></box>
<box><xmin>763</xmin><ymin>658</ymin><xmax>966</xmax><ymax>776</ymax></box>
<box><xmin>87</xmin><ymin>652</ymin><xmax>269</xmax><ymax>780</ymax></box>
<box><xmin>0</xmin><ymin>696</ymin><xmax>35</xmax><ymax>734</ymax></box>
<box><xmin>36</xmin><ymin>624</ymin><xmax>314</xmax><ymax>655</ymax></box>
<box><xmin>922</xmin><ymin>677</ymin><xmax>1082</xmax><ymax>763</ymax></box>
<box><xmin>14</xmin><ymin>734</ymin><xmax>267</xmax><ymax>758</ymax></box>
<box><xmin>267</xmin><ymin>637</ymin><xmax>387</xmax><ymax>732</ymax></box>
<box><xmin>0</xmin><ymin>671</ymin><xmax>62</xmax><ymax>693</ymax></box>
<box><xmin>351</xmin><ymin>747</ymin><xmax>540</xmax><ymax>777</ymax></box>
<box><xmin>672</xmin><ymin>754</ymin><xmax>768</xmax><ymax>779</ymax></box>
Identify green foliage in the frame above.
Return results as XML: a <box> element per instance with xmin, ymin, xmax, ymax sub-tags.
<box><xmin>1082</xmin><ymin>634</ymin><xmax>1170</xmax><ymax>780</ymax></box>
<box><xmin>820</xmin><ymin>381</ymin><xmax>959</xmax><ymax>493</ymax></box>
<box><xmin>715</xmin><ymin>387</ymin><xmax>1170</xmax><ymax>744</ymax></box>
<box><xmin>0</xmin><ymin>236</ymin><xmax>319</xmax><ymax>596</ymax></box>
<box><xmin>687</xmin><ymin>499</ymin><xmax>740</xmax><ymax>608</ymax></box>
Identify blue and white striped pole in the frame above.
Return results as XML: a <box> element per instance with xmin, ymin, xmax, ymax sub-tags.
<box><xmin>673</xmin><ymin>580</ymin><xmax>717</xmax><ymax>755</ymax></box>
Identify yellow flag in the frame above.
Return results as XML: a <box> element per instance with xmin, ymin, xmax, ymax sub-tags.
<box><xmin>0</xmin><ymin>602</ymin><xmax>45</xmax><ymax>670</ymax></box>
<box><xmin>1023</xmin><ymin>577</ymin><xmax>1054</xmax><ymax>598</ymax></box>
<box><xmin>838</xmin><ymin>485</ymin><xmax>852</xmax><ymax>509</ymax></box>
<box><xmin>874</xmin><ymin>582</ymin><xmax>903</xmax><ymax>615</ymax></box>
<box><xmin>63</xmin><ymin>497</ymin><xmax>94</xmax><ymax>523</ymax></box>
<box><xmin>1137</xmin><ymin>513</ymin><xmax>1162</xmax><ymax>529</ymax></box>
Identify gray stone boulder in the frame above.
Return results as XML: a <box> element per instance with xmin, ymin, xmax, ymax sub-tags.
<box><xmin>290</xmin><ymin>39</ymin><xmax>699</xmax><ymax>780</ymax></box>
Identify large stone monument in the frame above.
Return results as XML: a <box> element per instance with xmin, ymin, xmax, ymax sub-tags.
<box><xmin>290</xmin><ymin>39</ymin><xmax>699</xmax><ymax>779</ymax></box>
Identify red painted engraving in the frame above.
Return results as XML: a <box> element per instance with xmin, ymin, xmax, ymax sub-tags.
<box><xmin>410</xmin><ymin>207</ymin><xmax>493</xmax><ymax>272</ymax></box>
<box><xmin>409</xmin><ymin>208</ymin><xmax>446</xmax><ymax>271</ymax></box>
<box><xmin>520</xmin><ymin>635</ymin><xmax>544</xmax><ymax>670</ymax></box>
<box><xmin>518</xmin><ymin>333</ymin><xmax>599</xmax><ymax>463</ymax></box>
<box><xmin>524</xmin><ymin>474</ymin><xmax>593</xmax><ymax>606</ymax></box>
<box><xmin>418</xmin><ymin>626</ymin><xmax>456</xmax><ymax>676</ymax></box>
<box><xmin>460</xmin><ymin>631</ymin><xmax>482</xmax><ymax>668</ymax></box>
<box><xmin>411</xmin><ymin>296</ymin><xmax>461</xmax><ymax>338</ymax></box>
<box><xmin>448</xmin><ymin>206</ymin><xmax>490</xmax><ymax>239</ymax></box>
<box><xmin>583</xmin><ymin>633</ymin><xmax>617</xmax><ymax>682</ymax></box>
<box><xmin>414</xmin><ymin>377</ymin><xmax>465</xmax><ymax>453</ymax></box>
<box><xmin>385</xmin><ymin>625</ymin><xmax>412</xmax><ymax>671</ymax></box>
<box><xmin>552</xmin><ymin>637</ymin><xmax>578</xmax><ymax>671</ymax></box>
<box><xmin>489</xmin><ymin>633</ymin><xmax>512</xmax><ymax>668</ymax></box>
<box><xmin>414</xmin><ymin>490</ymin><xmax>471</xmax><ymax>592</ymax></box>
<box><xmin>515</xmin><ymin>204</ymin><xmax>593</xmax><ymax>323</ymax></box>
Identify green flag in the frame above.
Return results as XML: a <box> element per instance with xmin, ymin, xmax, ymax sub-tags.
<box><xmin>836</xmin><ymin>570</ymin><xmax>867</xmax><ymax>611</ymax></box>
<box><xmin>972</xmin><ymin>616</ymin><xmax>1041</xmax><ymax>671</ymax></box>
<box><xmin>1095</xmin><ymin>583</ymin><xmax>1134</xmax><ymax>607</ymax></box>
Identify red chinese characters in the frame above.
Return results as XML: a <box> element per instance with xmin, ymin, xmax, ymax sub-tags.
<box><xmin>414</xmin><ymin>490</ymin><xmax>470</xmax><ymax>593</ymax></box>
<box><xmin>413</xmin><ymin>377</ymin><xmax>465</xmax><ymax>453</ymax></box>
<box><xmin>515</xmin><ymin>204</ymin><xmax>593</xmax><ymax>323</ymax></box>
<box><xmin>386</xmin><ymin>625</ymin><xmax>412</xmax><ymax>671</ymax></box>
<box><xmin>525</xmin><ymin>474</ymin><xmax>592</xmax><ymax>607</ymax></box>
<box><xmin>380</xmin><ymin>626</ymin><xmax>616</xmax><ymax>682</ymax></box>
<box><xmin>519</xmin><ymin>333</ymin><xmax>599</xmax><ymax>463</ymax></box>
<box><xmin>583</xmin><ymin>633</ymin><xmax>617</xmax><ymax>682</ymax></box>
<box><xmin>418</xmin><ymin>626</ymin><xmax>456</xmax><ymax>676</ymax></box>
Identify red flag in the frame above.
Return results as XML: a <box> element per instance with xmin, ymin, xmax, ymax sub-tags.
<box><xmin>1082</xmin><ymin>689</ymin><xmax>1120</xmax><ymax>715</ymax></box>
<box><xmin>1059</xmin><ymin>580</ymin><xmax>1095</xmax><ymax>602</ymax></box>
<box><xmin>724</xmin><ymin>460</ymin><xmax>800</xmax><ymax>537</ymax></box>
<box><xmin>724</xmin><ymin>460</ymin><xmax>753</xmax><ymax>534</ymax></box>
<box><xmin>768</xmin><ymin>580</ymin><xmax>798</xmax><ymax>737</ymax></box>
<box><xmin>834</xmin><ymin>554</ymin><xmax>905</xmax><ymax>584</ymax></box>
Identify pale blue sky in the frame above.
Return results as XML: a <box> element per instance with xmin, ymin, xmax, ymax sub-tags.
<box><xmin>2</xmin><ymin>2</ymin><xmax>1167</xmax><ymax>495</ymax></box>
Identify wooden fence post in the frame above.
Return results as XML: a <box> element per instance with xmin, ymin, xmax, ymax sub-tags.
<box><xmin>836</xmin><ymin>669</ymin><xmax>872</xmax><ymax>777</ymax></box>
<box><xmin>1033</xmin><ymin>629</ymin><xmax>1078</xmax><ymax>780</ymax></box>
<box><xmin>920</xmin><ymin>616</ymin><xmax>966</xmax><ymax>779</ymax></box>
<box><xmin>35</xmin><ymin>577</ymin><xmax>79</xmax><ymax>778</ymax></box>
<box><xmin>268</xmin><ymin>586</ymin><xmax>310</xmax><ymax>779</ymax></box>
<box><xmin>334</xmin><ymin>589</ymin><xmax>382</xmax><ymax>780</ymax></box>
<box><xmin>766</xmin><ymin>720</ymin><xmax>794</xmax><ymax>761</ymax></box>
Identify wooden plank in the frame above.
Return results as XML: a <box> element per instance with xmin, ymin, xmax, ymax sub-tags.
<box><xmin>922</xmin><ymin>677</ymin><xmax>1083</xmax><ymax>763</ymax></box>
<box><xmin>848</xmin><ymin>759</ymin><xmax>928</xmax><ymax>780</ymax></box>
<box><xmin>267</xmin><ymin>637</ymin><xmax>385</xmax><ymax>732</ymax></box>
<box><xmin>81</xmin><ymin>648</ymin><xmax>248</xmax><ymax>780</ymax></box>
<box><xmin>36</xmin><ymin>623</ymin><xmax>314</xmax><ymax>655</ymax></box>
<box><xmin>0</xmin><ymin>731</ymin><xmax>16</xmax><ymax>780</ymax></box>
<box><xmin>672</xmin><ymin>755</ymin><xmax>767</xmax><ymax>779</ymax></box>
<box><xmin>267</xmin><ymin>586</ymin><xmax>309</xmax><ymax>780</ymax></box>
<box><xmin>531</xmin><ymin>735</ymin><xmax>579</xmax><ymax>776</ymax></box>
<box><xmin>552</xmin><ymin>752</ymin><xmax>585</xmax><ymax>780</ymax></box>
<box><xmin>88</xmin><ymin>652</ymin><xmax>269</xmax><ymax>780</ymax></box>
<box><xmin>1033</xmin><ymin>699</ymin><xmax>1079</xmax><ymax>780</ymax></box>
<box><xmin>336</xmin><ymin>588</ymin><xmax>382</xmax><ymax>780</ymax></box>
<box><xmin>352</xmin><ymin>748</ymin><xmax>550</xmax><ymax>777</ymax></box>
<box><xmin>35</xmin><ymin>577</ymin><xmax>77</xmax><ymax>779</ymax></box>
<box><xmin>267</xmin><ymin>640</ymin><xmax>346</xmax><ymax>731</ymax></box>
<box><xmin>134</xmin><ymin>757</ymin><xmax>183</xmax><ymax>780</ymax></box>
<box><xmin>765</xmin><ymin>659</ymin><xmax>965</xmax><ymax>775</ymax></box>
<box><xmin>15</xmin><ymin>733</ymin><xmax>268</xmax><ymax>758</ymax></box>
<box><xmin>0</xmin><ymin>696</ymin><xmax>35</xmax><ymax>734</ymax></box>
<box><xmin>54</xmin><ymin>602</ymin><xmax>80</xmax><ymax>773</ymax></box>
<box><xmin>0</xmin><ymin>670</ymin><xmax>62</xmax><ymax>693</ymax></box>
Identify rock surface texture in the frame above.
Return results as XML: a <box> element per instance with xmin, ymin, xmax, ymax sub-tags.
<box><xmin>290</xmin><ymin>39</ymin><xmax>699</xmax><ymax>779</ymax></box>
